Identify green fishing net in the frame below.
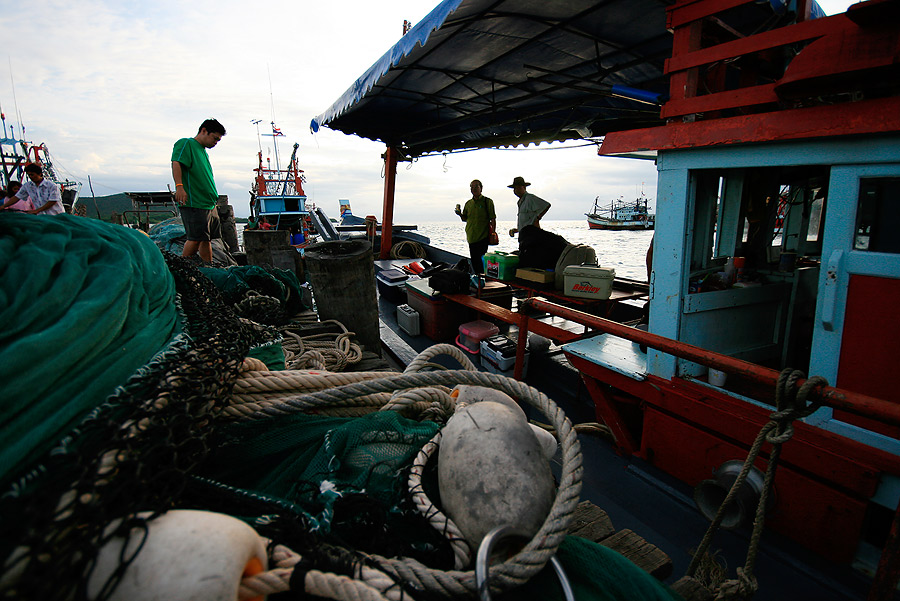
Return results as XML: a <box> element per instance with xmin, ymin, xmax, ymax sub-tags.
<box><xmin>0</xmin><ymin>213</ymin><xmax>681</xmax><ymax>601</ymax></box>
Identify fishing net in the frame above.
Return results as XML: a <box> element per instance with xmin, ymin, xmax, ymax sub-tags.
<box><xmin>0</xmin><ymin>214</ymin><xmax>180</xmax><ymax>485</ymax></box>
<box><xmin>0</xmin><ymin>214</ymin><xmax>277</xmax><ymax>600</ymax></box>
<box><xmin>0</xmin><ymin>214</ymin><xmax>680</xmax><ymax>601</ymax></box>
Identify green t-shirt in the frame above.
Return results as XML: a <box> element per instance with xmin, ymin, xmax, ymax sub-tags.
<box><xmin>462</xmin><ymin>195</ymin><xmax>496</xmax><ymax>243</ymax></box>
<box><xmin>172</xmin><ymin>137</ymin><xmax>219</xmax><ymax>210</ymax></box>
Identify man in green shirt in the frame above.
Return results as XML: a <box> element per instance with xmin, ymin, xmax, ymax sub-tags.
<box><xmin>172</xmin><ymin>119</ymin><xmax>226</xmax><ymax>262</ymax></box>
<box><xmin>455</xmin><ymin>179</ymin><xmax>496</xmax><ymax>274</ymax></box>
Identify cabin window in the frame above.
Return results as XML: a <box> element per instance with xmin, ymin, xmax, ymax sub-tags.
<box><xmin>854</xmin><ymin>177</ymin><xmax>900</xmax><ymax>253</ymax></box>
<box><xmin>689</xmin><ymin>166</ymin><xmax>828</xmax><ymax>276</ymax></box>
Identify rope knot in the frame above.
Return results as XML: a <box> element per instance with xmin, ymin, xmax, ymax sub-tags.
<box><xmin>714</xmin><ymin>567</ymin><xmax>758</xmax><ymax>600</ymax></box>
<box><xmin>767</xmin><ymin>369</ymin><xmax>827</xmax><ymax>444</ymax></box>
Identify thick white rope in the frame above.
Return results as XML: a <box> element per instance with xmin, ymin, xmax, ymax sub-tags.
<box><xmin>407</xmin><ymin>431</ymin><xmax>471</xmax><ymax>570</ymax></box>
<box><xmin>232</xmin><ymin>344</ymin><xmax>582</xmax><ymax>599</ymax></box>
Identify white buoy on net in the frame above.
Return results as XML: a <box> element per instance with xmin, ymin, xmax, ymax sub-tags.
<box><xmin>86</xmin><ymin>509</ymin><xmax>268</xmax><ymax>601</ymax></box>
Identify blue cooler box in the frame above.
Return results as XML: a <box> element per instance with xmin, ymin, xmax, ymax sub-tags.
<box><xmin>376</xmin><ymin>268</ymin><xmax>411</xmax><ymax>303</ymax></box>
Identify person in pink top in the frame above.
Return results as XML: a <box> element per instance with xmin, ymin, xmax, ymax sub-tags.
<box><xmin>0</xmin><ymin>181</ymin><xmax>34</xmax><ymax>212</ymax></box>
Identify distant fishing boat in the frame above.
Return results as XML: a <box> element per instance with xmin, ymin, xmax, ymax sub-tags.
<box><xmin>586</xmin><ymin>193</ymin><xmax>655</xmax><ymax>230</ymax></box>
<box><xmin>0</xmin><ymin>112</ymin><xmax>81</xmax><ymax>212</ymax></box>
<box><xmin>248</xmin><ymin>121</ymin><xmax>316</xmax><ymax>243</ymax></box>
<box><xmin>338</xmin><ymin>199</ymin><xmax>368</xmax><ymax>226</ymax></box>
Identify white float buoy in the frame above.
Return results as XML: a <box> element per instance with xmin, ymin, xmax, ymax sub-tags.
<box><xmin>439</xmin><ymin>400</ymin><xmax>556</xmax><ymax>551</ymax></box>
<box><xmin>86</xmin><ymin>509</ymin><xmax>268</xmax><ymax>601</ymax></box>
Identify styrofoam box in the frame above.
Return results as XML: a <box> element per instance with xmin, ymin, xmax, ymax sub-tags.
<box><xmin>563</xmin><ymin>265</ymin><xmax>615</xmax><ymax>300</ymax></box>
<box><xmin>397</xmin><ymin>304</ymin><xmax>420</xmax><ymax>336</ymax></box>
<box><xmin>480</xmin><ymin>335</ymin><xmax>529</xmax><ymax>376</ymax></box>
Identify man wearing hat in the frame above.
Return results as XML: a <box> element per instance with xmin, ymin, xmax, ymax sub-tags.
<box><xmin>508</xmin><ymin>176</ymin><xmax>570</xmax><ymax>270</ymax></box>
<box><xmin>508</xmin><ymin>176</ymin><xmax>551</xmax><ymax>238</ymax></box>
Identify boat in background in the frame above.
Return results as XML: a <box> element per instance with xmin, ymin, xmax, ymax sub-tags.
<box><xmin>586</xmin><ymin>192</ymin><xmax>655</xmax><ymax>230</ymax></box>
<box><xmin>338</xmin><ymin>199</ymin><xmax>368</xmax><ymax>226</ymax></box>
<box><xmin>249</xmin><ymin>121</ymin><xmax>313</xmax><ymax>243</ymax></box>
<box><xmin>0</xmin><ymin>111</ymin><xmax>81</xmax><ymax>212</ymax></box>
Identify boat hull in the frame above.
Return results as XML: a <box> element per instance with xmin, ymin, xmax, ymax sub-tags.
<box><xmin>586</xmin><ymin>215</ymin><xmax>655</xmax><ymax>230</ymax></box>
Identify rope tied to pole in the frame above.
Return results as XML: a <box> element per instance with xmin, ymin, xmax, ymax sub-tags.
<box><xmin>689</xmin><ymin>368</ymin><xmax>829</xmax><ymax>600</ymax></box>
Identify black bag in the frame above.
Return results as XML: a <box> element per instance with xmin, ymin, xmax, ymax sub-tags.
<box><xmin>429</xmin><ymin>268</ymin><xmax>470</xmax><ymax>294</ymax></box>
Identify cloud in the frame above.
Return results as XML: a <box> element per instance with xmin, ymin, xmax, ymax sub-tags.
<box><xmin>11</xmin><ymin>0</ymin><xmax>855</xmax><ymax>220</ymax></box>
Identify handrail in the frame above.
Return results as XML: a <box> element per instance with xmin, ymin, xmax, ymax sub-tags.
<box><xmin>524</xmin><ymin>297</ymin><xmax>900</xmax><ymax>428</ymax></box>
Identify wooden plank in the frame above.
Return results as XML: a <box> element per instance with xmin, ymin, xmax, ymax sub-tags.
<box><xmin>667</xmin><ymin>0</ymin><xmax>755</xmax><ymax>29</ymax></box>
<box><xmin>660</xmin><ymin>84</ymin><xmax>779</xmax><ymax>119</ymax></box>
<box><xmin>567</xmin><ymin>500</ymin><xmax>616</xmax><ymax>542</ymax></box>
<box><xmin>599</xmin><ymin>96</ymin><xmax>900</xmax><ymax>154</ymax></box>
<box><xmin>567</xmin><ymin>501</ymin><xmax>673</xmax><ymax>581</ymax></box>
<box><xmin>665</xmin><ymin>16</ymin><xmax>842</xmax><ymax>73</ymax></box>
<box><xmin>670</xmin><ymin>576</ymin><xmax>714</xmax><ymax>601</ymax></box>
<box><xmin>600</xmin><ymin>529</ymin><xmax>674</xmax><ymax>580</ymax></box>
<box><xmin>442</xmin><ymin>293</ymin><xmax>581</xmax><ymax>344</ymax></box>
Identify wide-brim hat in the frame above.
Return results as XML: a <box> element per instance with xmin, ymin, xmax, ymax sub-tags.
<box><xmin>508</xmin><ymin>176</ymin><xmax>531</xmax><ymax>188</ymax></box>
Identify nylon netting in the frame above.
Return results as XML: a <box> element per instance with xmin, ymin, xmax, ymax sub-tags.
<box><xmin>0</xmin><ymin>215</ymin><xmax>452</xmax><ymax>601</ymax></box>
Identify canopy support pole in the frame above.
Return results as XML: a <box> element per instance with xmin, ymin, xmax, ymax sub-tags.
<box><xmin>380</xmin><ymin>146</ymin><xmax>398</xmax><ymax>259</ymax></box>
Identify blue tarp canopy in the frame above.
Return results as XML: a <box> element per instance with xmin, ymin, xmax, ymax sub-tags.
<box><xmin>311</xmin><ymin>0</ymin><xmax>825</xmax><ymax>158</ymax></box>
<box><xmin>311</xmin><ymin>0</ymin><xmax>672</xmax><ymax>157</ymax></box>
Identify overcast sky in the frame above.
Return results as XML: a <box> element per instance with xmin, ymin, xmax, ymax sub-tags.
<box><xmin>1</xmin><ymin>0</ymin><xmax>855</xmax><ymax>221</ymax></box>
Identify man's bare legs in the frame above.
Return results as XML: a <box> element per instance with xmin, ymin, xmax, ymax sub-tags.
<box><xmin>182</xmin><ymin>240</ymin><xmax>213</xmax><ymax>262</ymax></box>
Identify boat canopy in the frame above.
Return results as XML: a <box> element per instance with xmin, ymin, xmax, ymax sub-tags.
<box><xmin>311</xmin><ymin>0</ymin><xmax>830</xmax><ymax>158</ymax></box>
<box><xmin>311</xmin><ymin>0</ymin><xmax>676</xmax><ymax>158</ymax></box>
<box><xmin>311</xmin><ymin>0</ymin><xmax>827</xmax><ymax>159</ymax></box>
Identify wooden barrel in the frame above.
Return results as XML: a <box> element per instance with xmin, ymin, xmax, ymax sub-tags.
<box><xmin>303</xmin><ymin>240</ymin><xmax>380</xmax><ymax>356</ymax></box>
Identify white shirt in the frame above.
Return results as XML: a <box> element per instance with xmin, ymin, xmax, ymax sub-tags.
<box><xmin>16</xmin><ymin>178</ymin><xmax>63</xmax><ymax>215</ymax></box>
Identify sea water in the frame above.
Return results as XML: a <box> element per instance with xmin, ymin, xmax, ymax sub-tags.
<box><xmin>238</xmin><ymin>219</ymin><xmax>653</xmax><ymax>281</ymax></box>
<box><xmin>418</xmin><ymin>220</ymin><xmax>653</xmax><ymax>281</ymax></box>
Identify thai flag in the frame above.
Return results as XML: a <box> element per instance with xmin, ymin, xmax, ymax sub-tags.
<box><xmin>272</xmin><ymin>124</ymin><xmax>284</xmax><ymax>136</ymax></box>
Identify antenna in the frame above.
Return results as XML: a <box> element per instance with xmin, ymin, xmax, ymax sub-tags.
<box><xmin>267</xmin><ymin>64</ymin><xmax>277</xmax><ymax>127</ymax></box>
<box><xmin>8</xmin><ymin>57</ymin><xmax>23</xmax><ymax>140</ymax></box>
<box><xmin>251</xmin><ymin>119</ymin><xmax>263</xmax><ymax>154</ymax></box>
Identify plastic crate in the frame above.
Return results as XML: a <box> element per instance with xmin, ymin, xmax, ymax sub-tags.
<box><xmin>376</xmin><ymin>268</ymin><xmax>409</xmax><ymax>303</ymax></box>
<box><xmin>480</xmin><ymin>334</ymin><xmax>529</xmax><ymax>376</ymax></box>
<box><xmin>455</xmin><ymin>320</ymin><xmax>499</xmax><ymax>354</ymax></box>
<box><xmin>406</xmin><ymin>279</ymin><xmax>472</xmax><ymax>341</ymax></box>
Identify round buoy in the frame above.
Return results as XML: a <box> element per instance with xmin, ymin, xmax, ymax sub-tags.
<box><xmin>439</xmin><ymin>401</ymin><xmax>555</xmax><ymax>550</ymax></box>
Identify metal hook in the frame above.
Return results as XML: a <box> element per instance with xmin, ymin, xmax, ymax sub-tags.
<box><xmin>475</xmin><ymin>526</ymin><xmax>575</xmax><ymax>601</ymax></box>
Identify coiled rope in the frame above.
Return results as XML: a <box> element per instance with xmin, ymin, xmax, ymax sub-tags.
<box><xmin>237</xmin><ymin>343</ymin><xmax>583</xmax><ymax>600</ymax></box>
<box><xmin>389</xmin><ymin>241</ymin><xmax>426</xmax><ymax>259</ymax></box>
<box><xmin>687</xmin><ymin>368</ymin><xmax>827</xmax><ymax>600</ymax></box>
<box><xmin>279</xmin><ymin>320</ymin><xmax>363</xmax><ymax>371</ymax></box>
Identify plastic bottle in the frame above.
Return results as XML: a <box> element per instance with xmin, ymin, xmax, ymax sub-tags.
<box><xmin>724</xmin><ymin>257</ymin><xmax>736</xmax><ymax>285</ymax></box>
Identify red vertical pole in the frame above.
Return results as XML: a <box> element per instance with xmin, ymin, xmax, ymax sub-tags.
<box><xmin>380</xmin><ymin>146</ymin><xmax>398</xmax><ymax>260</ymax></box>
